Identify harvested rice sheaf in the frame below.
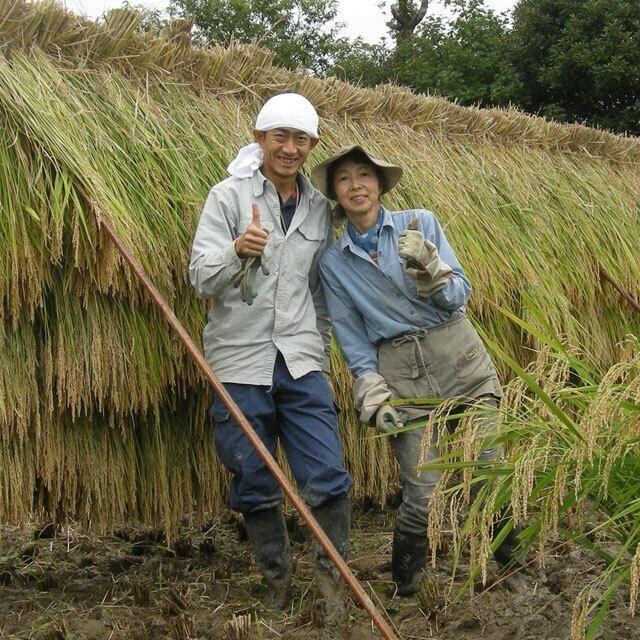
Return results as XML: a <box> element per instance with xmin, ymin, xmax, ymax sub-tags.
<box><xmin>0</xmin><ymin>0</ymin><xmax>638</xmax><ymax>533</ymax></box>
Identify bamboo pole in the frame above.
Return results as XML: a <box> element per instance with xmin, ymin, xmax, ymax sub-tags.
<box><xmin>80</xmin><ymin>188</ymin><xmax>399</xmax><ymax>640</ymax></box>
<box><xmin>599</xmin><ymin>267</ymin><xmax>640</xmax><ymax>314</ymax></box>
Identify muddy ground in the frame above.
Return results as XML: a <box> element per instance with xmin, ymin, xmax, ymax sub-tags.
<box><xmin>1</xmin><ymin>503</ymin><xmax>638</xmax><ymax>640</ymax></box>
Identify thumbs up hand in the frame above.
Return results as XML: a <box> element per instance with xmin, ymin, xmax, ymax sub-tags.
<box><xmin>234</xmin><ymin>204</ymin><xmax>269</xmax><ymax>258</ymax></box>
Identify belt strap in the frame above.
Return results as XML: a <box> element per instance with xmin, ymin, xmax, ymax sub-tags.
<box><xmin>377</xmin><ymin>313</ymin><xmax>466</xmax><ymax>347</ymax></box>
<box><xmin>377</xmin><ymin>328</ymin><xmax>430</xmax><ymax>378</ymax></box>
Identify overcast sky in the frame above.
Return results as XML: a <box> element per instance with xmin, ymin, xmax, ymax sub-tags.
<box><xmin>64</xmin><ymin>0</ymin><xmax>517</xmax><ymax>44</ymax></box>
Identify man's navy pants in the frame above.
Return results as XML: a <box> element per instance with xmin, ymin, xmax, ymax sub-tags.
<box><xmin>211</xmin><ymin>352</ymin><xmax>352</xmax><ymax>513</ymax></box>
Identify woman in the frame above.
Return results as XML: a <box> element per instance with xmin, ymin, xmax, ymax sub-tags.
<box><xmin>311</xmin><ymin>145</ymin><xmax>514</xmax><ymax>596</ymax></box>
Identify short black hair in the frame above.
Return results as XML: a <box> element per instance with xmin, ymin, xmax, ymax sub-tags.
<box><xmin>326</xmin><ymin>149</ymin><xmax>389</xmax><ymax>201</ymax></box>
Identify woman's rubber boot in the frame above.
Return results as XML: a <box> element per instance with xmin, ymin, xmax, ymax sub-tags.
<box><xmin>311</xmin><ymin>496</ymin><xmax>351</xmax><ymax>625</ymax></box>
<box><xmin>243</xmin><ymin>506</ymin><xmax>292</xmax><ymax>611</ymax></box>
<box><xmin>391</xmin><ymin>528</ymin><xmax>428</xmax><ymax>597</ymax></box>
<box><xmin>492</xmin><ymin>511</ymin><xmax>522</xmax><ymax>569</ymax></box>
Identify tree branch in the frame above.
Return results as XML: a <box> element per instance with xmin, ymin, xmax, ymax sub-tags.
<box><xmin>389</xmin><ymin>0</ymin><xmax>430</xmax><ymax>40</ymax></box>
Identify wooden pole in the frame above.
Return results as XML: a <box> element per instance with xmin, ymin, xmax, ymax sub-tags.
<box><xmin>599</xmin><ymin>267</ymin><xmax>640</xmax><ymax>314</ymax></box>
<box><xmin>83</xmin><ymin>192</ymin><xmax>399</xmax><ymax>640</ymax></box>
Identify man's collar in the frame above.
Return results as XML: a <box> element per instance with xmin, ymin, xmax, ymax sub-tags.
<box><xmin>251</xmin><ymin>170</ymin><xmax>268</xmax><ymax>197</ymax></box>
<box><xmin>251</xmin><ymin>169</ymin><xmax>319</xmax><ymax>202</ymax></box>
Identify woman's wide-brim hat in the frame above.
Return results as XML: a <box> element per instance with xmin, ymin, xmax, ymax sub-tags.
<box><xmin>310</xmin><ymin>144</ymin><xmax>403</xmax><ymax>199</ymax></box>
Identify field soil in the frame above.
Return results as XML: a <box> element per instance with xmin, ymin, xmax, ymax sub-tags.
<box><xmin>1</xmin><ymin>503</ymin><xmax>638</xmax><ymax>640</ymax></box>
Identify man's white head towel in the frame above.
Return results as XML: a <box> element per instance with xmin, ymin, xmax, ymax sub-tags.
<box><xmin>226</xmin><ymin>93</ymin><xmax>319</xmax><ymax>178</ymax></box>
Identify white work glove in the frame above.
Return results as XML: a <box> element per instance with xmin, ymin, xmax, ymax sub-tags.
<box><xmin>375</xmin><ymin>403</ymin><xmax>407</xmax><ymax>436</ymax></box>
<box><xmin>353</xmin><ymin>373</ymin><xmax>392</xmax><ymax>423</ymax></box>
<box><xmin>398</xmin><ymin>229</ymin><xmax>453</xmax><ymax>296</ymax></box>
<box><xmin>353</xmin><ymin>373</ymin><xmax>408</xmax><ymax>436</ymax></box>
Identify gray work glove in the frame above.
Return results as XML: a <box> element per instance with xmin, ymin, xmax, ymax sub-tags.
<box><xmin>398</xmin><ymin>229</ymin><xmax>453</xmax><ymax>295</ymax></box>
<box><xmin>375</xmin><ymin>403</ymin><xmax>408</xmax><ymax>436</ymax></box>
<box><xmin>230</xmin><ymin>254</ymin><xmax>270</xmax><ymax>305</ymax></box>
<box><xmin>398</xmin><ymin>228</ymin><xmax>430</xmax><ymax>268</ymax></box>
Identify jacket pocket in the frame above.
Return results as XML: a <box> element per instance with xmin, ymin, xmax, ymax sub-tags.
<box><xmin>293</xmin><ymin>219</ymin><xmax>324</xmax><ymax>279</ymax></box>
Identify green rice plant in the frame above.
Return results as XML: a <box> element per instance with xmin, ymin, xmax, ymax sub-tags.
<box><xmin>418</xmin><ymin>309</ymin><xmax>640</xmax><ymax>639</ymax></box>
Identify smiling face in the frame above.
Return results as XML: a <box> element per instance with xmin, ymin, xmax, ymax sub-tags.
<box><xmin>254</xmin><ymin>127</ymin><xmax>318</xmax><ymax>185</ymax></box>
<box><xmin>331</xmin><ymin>158</ymin><xmax>383</xmax><ymax>231</ymax></box>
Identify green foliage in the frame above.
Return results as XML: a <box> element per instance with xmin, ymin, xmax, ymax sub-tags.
<box><xmin>390</xmin><ymin>2</ymin><xmax>524</xmax><ymax>107</ymax></box>
<box><xmin>168</xmin><ymin>0</ymin><xmax>343</xmax><ymax>73</ymax></box>
<box><xmin>328</xmin><ymin>38</ymin><xmax>391</xmax><ymax>87</ymax></box>
<box><xmin>510</xmin><ymin>0</ymin><xmax>640</xmax><ymax>134</ymax></box>
<box><xmin>333</xmin><ymin>1</ymin><xmax>523</xmax><ymax>108</ymax></box>
<box><xmin>153</xmin><ymin>0</ymin><xmax>640</xmax><ymax>133</ymax></box>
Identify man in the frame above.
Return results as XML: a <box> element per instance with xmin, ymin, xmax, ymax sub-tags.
<box><xmin>189</xmin><ymin>94</ymin><xmax>352</xmax><ymax>613</ymax></box>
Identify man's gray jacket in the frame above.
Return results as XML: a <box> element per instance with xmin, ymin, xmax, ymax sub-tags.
<box><xmin>189</xmin><ymin>170</ymin><xmax>332</xmax><ymax>385</ymax></box>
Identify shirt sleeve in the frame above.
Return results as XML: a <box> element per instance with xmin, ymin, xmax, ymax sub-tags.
<box><xmin>309</xmin><ymin>210</ymin><xmax>333</xmax><ymax>372</ymax></box>
<box><xmin>189</xmin><ymin>186</ymin><xmax>244</xmax><ymax>299</ymax></box>
<box><xmin>420</xmin><ymin>211</ymin><xmax>472</xmax><ymax>310</ymax></box>
<box><xmin>319</xmin><ymin>254</ymin><xmax>379</xmax><ymax>379</ymax></box>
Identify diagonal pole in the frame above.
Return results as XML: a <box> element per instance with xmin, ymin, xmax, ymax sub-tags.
<box><xmin>599</xmin><ymin>266</ymin><xmax>640</xmax><ymax>314</ymax></box>
<box><xmin>81</xmin><ymin>189</ymin><xmax>399</xmax><ymax>640</ymax></box>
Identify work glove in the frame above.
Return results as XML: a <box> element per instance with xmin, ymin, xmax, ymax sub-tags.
<box><xmin>398</xmin><ymin>228</ymin><xmax>430</xmax><ymax>269</ymax></box>
<box><xmin>375</xmin><ymin>403</ymin><xmax>408</xmax><ymax>436</ymax></box>
<box><xmin>398</xmin><ymin>229</ymin><xmax>453</xmax><ymax>296</ymax></box>
<box><xmin>230</xmin><ymin>254</ymin><xmax>270</xmax><ymax>305</ymax></box>
<box><xmin>353</xmin><ymin>372</ymin><xmax>392</xmax><ymax>423</ymax></box>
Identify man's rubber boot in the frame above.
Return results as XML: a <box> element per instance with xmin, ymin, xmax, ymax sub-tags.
<box><xmin>311</xmin><ymin>497</ymin><xmax>351</xmax><ymax>625</ymax></box>
<box><xmin>243</xmin><ymin>506</ymin><xmax>292</xmax><ymax>611</ymax></box>
<box><xmin>492</xmin><ymin>510</ymin><xmax>522</xmax><ymax>569</ymax></box>
<box><xmin>391</xmin><ymin>528</ymin><xmax>428</xmax><ymax>597</ymax></box>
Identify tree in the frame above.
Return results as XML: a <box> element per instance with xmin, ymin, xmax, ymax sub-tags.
<box><xmin>388</xmin><ymin>1</ymin><xmax>523</xmax><ymax>107</ymax></box>
<box><xmin>168</xmin><ymin>0</ymin><xmax>343</xmax><ymax>74</ymax></box>
<box><xmin>509</xmin><ymin>0</ymin><xmax>640</xmax><ymax>134</ymax></box>
<box><xmin>330</xmin><ymin>1</ymin><xmax>522</xmax><ymax>107</ymax></box>
<box><xmin>387</xmin><ymin>0</ymin><xmax>431</xmax><ymax>42</ymax></box>
<box><xmin>328</xmin><ymin>39</ymin><xmax>391</xmax><ymax>87</ymax></box>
